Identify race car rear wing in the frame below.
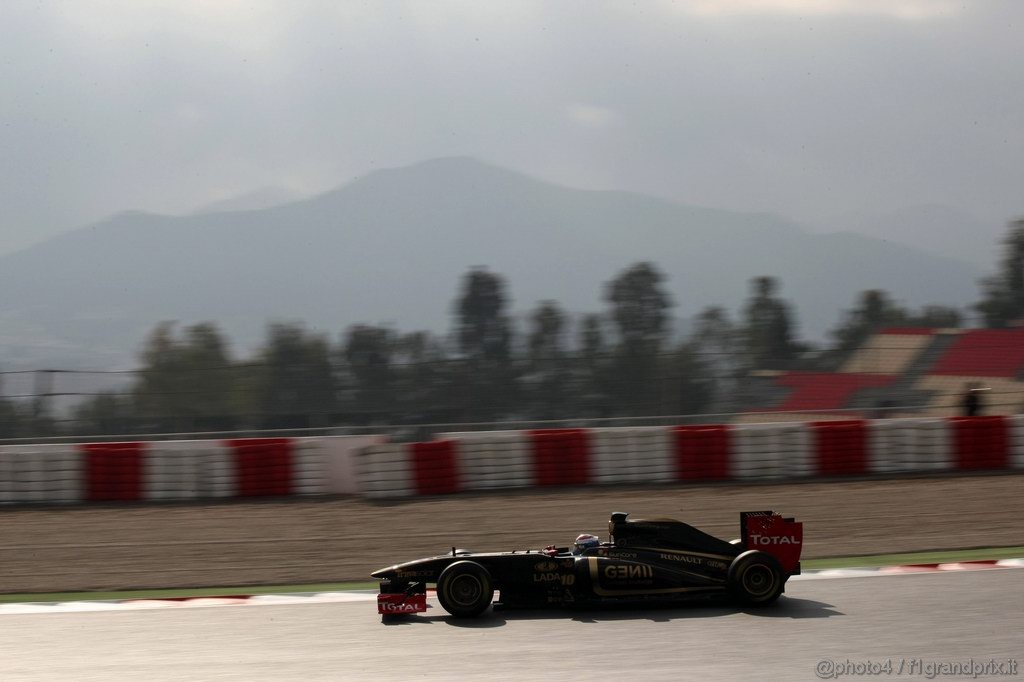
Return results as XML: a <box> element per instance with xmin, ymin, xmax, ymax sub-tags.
<box><xmin>740</xmin><ymin>511</ymin><xmax>803</xmax><ymax>575</ymax></box>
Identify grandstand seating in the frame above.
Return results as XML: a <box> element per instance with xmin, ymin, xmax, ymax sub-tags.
<box><xmin>910</xmin><ymin>375</ymin><xmax>1024</xmax><ymax>418</ymax></box>
<box><xmin>840</xmin><ymin>328</ymin><xmax>935</xmax><ymax>375</ymax></box>
<box><xmin>742</xmin><ymin>327</ymin><xmax>1024</xmax><ymax>422</ymax></box>
<box><xmin>769</xmin><ymin>372</ymin><xmax>894</xmax><ymax>412</ymax></box>
<box><xmin>929</xmin><ymin>329</ymin><xmax>1024</xmax><ymax>378</ymax></box>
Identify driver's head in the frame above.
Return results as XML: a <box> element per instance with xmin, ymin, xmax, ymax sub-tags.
<box><xmin>574</xmin><ymin>533</ymin><xmax>600</xmax><ymax>553</ymax></box>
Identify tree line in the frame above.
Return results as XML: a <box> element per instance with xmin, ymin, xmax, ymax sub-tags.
<box><xmin>2</xmin><ymin>219</ymin><xmax>1022</xmax><ymax>439</ymax></box>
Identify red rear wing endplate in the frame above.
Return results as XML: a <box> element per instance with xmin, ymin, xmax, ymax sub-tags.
<box><xmin>740</xmin><ymin>511</ymin><xmax>803</xmax><ymax>575</ymax></box>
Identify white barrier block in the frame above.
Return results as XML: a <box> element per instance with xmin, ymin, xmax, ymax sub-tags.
<box><xmin>633</xmin><ymin>428</ymin><xmax>674</xmax><ymax>483</ymax></box>
<box><xmin>53</xmin><ymin>445</ymin><xmax>85</xmax><ymax>503</ymax></box>
<box><xmin>591</xmin><ymin>429</ymin><xmax>630</xmax><ymax>484</ymax></box>
<box><xmin>145</xmin><ymin>441</ymin><xmax>202</xmax><ymax>501</ymax></box>
<box><xmin>591</xmin><ymin>427</ymin><xmax>673</xmax><ymax>485</ymax></box>
<box><xmin>323</xmin><ymin>435</ymin><xmax>388</xmax><ymax>495</ymax></box>
<box><xmin>908</xmin><ymin>419</ymin><xmax>951</xmax><ymax>472</ymax></box>
<box><xmin>357</xmin><ymin>444</ymin><xmax>412</xmax><ymax>498</ymax></box>
<box><xmin>1010</xmin><ymin>415</ymin><xmax>1024</xmax><ymax>470</ymax></box>
<box><xmin>0</xmin><ymin>445</ymin><xmax>83</xmax><ymax>504</ymax></box>
<box><xmin>731</xmin><ymin>424</ymin><xmax>786</xmax><ymax>480</ymax></box>
<box><xmin>455</xmin><ymin>434</ymin><xmax>531</xmax><ymax>491</ymax></box>
<box><xmin>732</xmin><ymin>422</ymin><xmax>809</xmax><ymax>480</ymax></box>
<box><xmin>779</xmin><ymin>423</ymin><xmax>812</xmax><ymax>477</ymax></box>
<box><xmin>196</xmin><ymin>441</ymin><xmax>237</xmax><ymax>498</ymax></box>
<box><xmin>0</xmin><ymin>447</ymin><xmax>15</xmax><ymax>504</ymax></box>
<box><xmin>292</xmin><ymin>438</ymin><xmax>328</xmax><ymax>496</ymax></box>
<box><xmin>17</xmin><ymin>447</ymin><xmax>48</xmax><ymax>503</ymax></box>
<box><xmin>868</xmin><ymin>418</ymin><xmax>922</xmax><ymax>474</ymax></box>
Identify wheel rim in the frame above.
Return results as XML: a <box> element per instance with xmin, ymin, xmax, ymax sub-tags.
<box><xmin>448</xmin><ymin>574</ymin><xmax>483</xmax><ymax>607</ymax></box>
<box><xmin>742</xmin><ymin>564</ymin><xmax>775</xmax><ymax>597</ymax></box>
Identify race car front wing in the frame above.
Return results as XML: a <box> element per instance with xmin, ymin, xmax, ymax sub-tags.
<box><xmin>377</xmin><ymin>581</ymin><xmax>429</xmax><ymax>615</ymax></box>
<box><xmin>377</xmin><ymin>592</ymin><xmax>427</xmax><ymax>615</ymax></box>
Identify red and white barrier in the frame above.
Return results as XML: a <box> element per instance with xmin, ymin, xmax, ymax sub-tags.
<box><xmin>356</xmin><ymin>416</ymin><xmax>1024</xmax><ymax>499</ymax></box>
<box><xmin>0</xmin><ymin>435</ymin><xmax>384</xmax><ymax>505</ymax></box>
<box><xmin>3</xmin><ymin>417</ymin><xmax>1021</xmax><ymax>504</ymax></box>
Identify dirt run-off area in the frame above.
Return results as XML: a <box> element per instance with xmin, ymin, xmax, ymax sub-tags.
<box><xmin>0</xmin><ymin>474</ymin><xmax>1022</xmax><ymax>593</ymax></box>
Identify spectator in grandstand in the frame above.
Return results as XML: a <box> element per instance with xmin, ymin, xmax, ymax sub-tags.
<box><xmin>962</xmin><ymin>383</ymin><xmax>986</xmax><ymax>417</ymax></box>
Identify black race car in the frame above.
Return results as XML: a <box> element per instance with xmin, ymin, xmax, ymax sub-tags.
<box><xmin>373</xmin><ymin>510</ymin><xmax>803</xmax><ymax>618</ymax></box>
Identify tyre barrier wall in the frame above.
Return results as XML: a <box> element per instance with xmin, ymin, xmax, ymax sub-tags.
<box><xmin>356</xmin><ymin>415</ymin><xmax>1024</xmax><ymax>499</ymax></box>
<box><xmin>0</xmin><ymin>435</ymin><xmax>384</xmax><ymax>505</ymax></box>
<box><xmin>3</xmin><ymin>418</ymin><xmax>1022</xmax><ymax>504</ymax></box>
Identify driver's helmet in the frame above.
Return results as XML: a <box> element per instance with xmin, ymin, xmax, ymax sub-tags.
<box><xmin>574</xmin><ymin>533</ymin><xmax>600</xmax><ymax>553</ymax></box>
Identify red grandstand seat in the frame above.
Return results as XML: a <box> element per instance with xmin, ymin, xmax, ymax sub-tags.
<box><xmin>771</xmin><ymin>373</ymin><xmax>895</xmax><ymax>412</ymax></box>
<box><xmin>930</xmin><ymin>330</ymin><xmax>1024</xmax><ymax>378</ymax></box>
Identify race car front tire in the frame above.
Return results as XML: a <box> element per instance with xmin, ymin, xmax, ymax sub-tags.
<box><xmin>727</xmin><ymin>550</ymin><xmax>784</xmax><ymax>606</ymax></box>
<box><xmin>437</xmin><ymin>561</ymin><xmax>494</xmax><ymax>618</ymax></box>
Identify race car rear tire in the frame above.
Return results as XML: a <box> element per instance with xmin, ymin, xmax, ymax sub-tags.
<box><xmin>437</xmin><ymin>561</ymin><xmax>494</xmax><ymax>618</ymax></box>
<box><xmin>727</xmin><ymin>550</ymin><xmax>784</xmax><ymax>606</ymax></box>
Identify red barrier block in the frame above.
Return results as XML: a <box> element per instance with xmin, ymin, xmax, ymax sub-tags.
<box><xmin>810</xmin><ymin>420</ymin><xmax>868</xmax><ymax>477</ymax></box>
<box><xmin>673</xmin><ymin>425</ymin><xmax>730</xmax><ymax>480</ymax></box>
<box><xmin>410</xmin><ymin>440</ymin><xmax>461</xmax><ymax>496</ymax></box>
<box><xmin>529</xmin><ymin>429</ymin><xmax>591</xmax><ymax>487</ymax></box>
<box><xmin>950</xmin><ymin>416</ymin><xmax>1009</xmax><ymax>470</ymax></box>
<box><xmin>84</xmin><ymin>442</ymin><xmax>145</xmax><ymax>502</ymax></box>
<box><xmin>227</xmin><ymin>438</ymin><xmax>294</xmax><ymax>497</ymax></box>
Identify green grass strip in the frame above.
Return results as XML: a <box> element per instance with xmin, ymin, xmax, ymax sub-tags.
<box><xmin>2</xmin><ymin>546</ymin><xmax>1022</xmax><ymax>603</ymax></box>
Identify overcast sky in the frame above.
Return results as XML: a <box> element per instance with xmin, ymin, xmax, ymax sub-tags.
<box><xmin>2</xmin><ymin>0</ymin><xmax>1022</xmax><ymax>256</ymax></box>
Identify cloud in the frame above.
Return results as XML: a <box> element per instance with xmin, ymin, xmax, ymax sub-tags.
<box><xmin>49</xmin><ymin>0</ymin><xmax>295</xmax><ymax>51</ymax></box>
<box><xmin>565</xmin><ymin>104</ymin><xmax>616</xmax><ymax>129</ymax></box>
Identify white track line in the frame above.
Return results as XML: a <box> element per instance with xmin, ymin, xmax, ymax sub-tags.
<box><xmin>1</xmin><ymin>561</ymin><xmax>1020</xmax><ymax>615</ymax></box>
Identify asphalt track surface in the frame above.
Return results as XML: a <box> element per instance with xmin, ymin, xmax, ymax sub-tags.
<box><xmin>2</xmin><ymin>571</ymin><xmax>1020</xmax><ymax>682</ymax></box>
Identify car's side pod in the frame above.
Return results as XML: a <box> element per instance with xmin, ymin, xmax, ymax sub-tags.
<box><xmin>739</xmin><ymin>511</ymin><xmax>803</xmax><ymax>576</ymax></box>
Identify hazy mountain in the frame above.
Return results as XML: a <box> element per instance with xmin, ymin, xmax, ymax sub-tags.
<box><xmin>823</xmin><ymin>205</ymin><xmax>1002</xmax><ymax>269</ymax></box>
<box><xmin>0</xmin><ymin>157</ymin><xmax>984</xmax><ymax>368</ymax></box>
<box><xmin>189</xmin><ymin>186</ymin><xmax>309</xmax><ymax>215</ymax></box>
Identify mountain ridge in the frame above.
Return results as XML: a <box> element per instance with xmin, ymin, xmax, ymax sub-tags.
<box><xmin>0</xmin><ymin>157</ymin><xmax>982</xmax><ymax>368</ymax></box>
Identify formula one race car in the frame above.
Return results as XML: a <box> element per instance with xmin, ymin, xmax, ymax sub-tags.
<box><xmin>373</xmin><ymin>510</ymin><xmax>803</xmax><ymax>618</ymax></box>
